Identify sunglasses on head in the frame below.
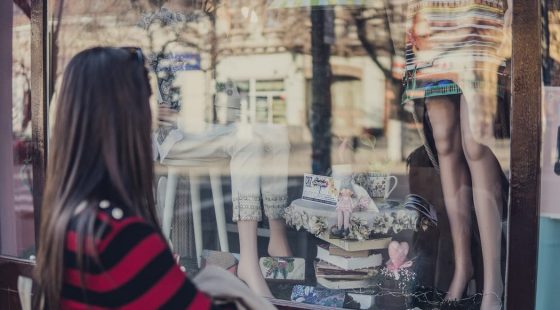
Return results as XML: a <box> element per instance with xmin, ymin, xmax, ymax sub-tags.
<box><xmin>121</xmin><ymin>46</ymin><xmax>145</xmax><ymax>64</ymax></box>
<box><xmin>120</xmin><ymin>47</ymin><xmax>153</xmax><ymax>96</ymax></box>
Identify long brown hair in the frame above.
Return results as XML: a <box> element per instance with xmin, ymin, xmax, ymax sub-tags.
<box><xmin>35</xmin><ymin>47</ymin><xmax>159</xmax><ymax>309</ymax></box>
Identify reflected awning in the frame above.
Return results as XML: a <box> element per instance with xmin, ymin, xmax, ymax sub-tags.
<box><xmin>268</xmin><ymin>0</ymin><xmax>373</xmax><ymax>9</ymax></box>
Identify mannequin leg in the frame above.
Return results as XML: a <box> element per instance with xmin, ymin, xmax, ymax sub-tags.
<box><xmin>425</xmin><ymin>96</ymin><xmax>474</xmax><ymax>300</ymax></box>
<box><xmin>229</xmin><ymin>132</ymin><xmax>272</xmax><ymax>296</ymax></box>
<box><xmin>460</xmin><ymin>98</ymin><xmax>503</xmax><ymax>310</ymax></box>
<box><xmin>267</xmin><ymin>219</ymin><xmax>293</xmax><ymax>257</ymax></box>
<box><xmin>256</xmin><ymin>124</ymin><xmax>293</xmax><ymax>257</ymax></box>
<box><xmin>236</xmin><ymin>220</ymin><xmax>273</xmax><ymax>297</ymax></box>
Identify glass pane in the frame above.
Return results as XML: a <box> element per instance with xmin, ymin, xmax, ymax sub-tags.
<box><xmin>537</xmin><ymin>1</ymin><xmax>560</xmax><ymax>309</ymax></box>
<box><xmin>256</xmin><ymin>96</ymin><xmax>269</xmax><ymax>123</ymax></box>
<box><xmin>0</xmin><ymin>4</ymin><xmax>35</xmax><ymax>259</ymax></box>
<box><xmin>272</xmin><ymin>95</ymin><xmax>287</xmax><ymax>124</ymax></box>
<box><xmin>48</xmin><ymin>0</ymin><xmax>512</xmax><ymax>308</ymax></box>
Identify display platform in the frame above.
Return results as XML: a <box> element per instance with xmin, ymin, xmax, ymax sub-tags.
<box><xmin>284</xmin><ymin>198</ymin><xmax>423</xmax><ymax>241</ymax></box>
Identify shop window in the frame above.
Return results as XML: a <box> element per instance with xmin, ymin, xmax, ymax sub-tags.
<box><xmin>45</xmin><ymin>0</ymin><xmax>512</xmax><ymax>308</ymax></box>
<box><xmin>537</xmin><ymin>2</ymin><xmax>560</xmax><ymax>309</ymax></box>
<box><xmin>0</xmin><ymin>3</ymin><xmax>35</xmax><ymax>259</ymax></box>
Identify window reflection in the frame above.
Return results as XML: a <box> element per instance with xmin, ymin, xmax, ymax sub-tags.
<box><xmin>47</xmin><ymin>0</ymin><xmax>512</xmax><ymax>308</ymax></box>
<box><xmin>1</xmin><ymin>3</ymin><xmax>35</xmax><ymax>259</ymax></box>
<box><xmin>537</xmin><ymin>2</ymin><xmax>560</xmax><ymax>309</ymax></box>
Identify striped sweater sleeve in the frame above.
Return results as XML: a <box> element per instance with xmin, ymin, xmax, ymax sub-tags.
<box><xmin>61</xmin><ymin>212</ymin><xmax>212</xmax><ymax>310</ymax></box>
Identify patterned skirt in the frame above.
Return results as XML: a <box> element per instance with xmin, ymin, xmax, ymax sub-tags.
<box><xmin>402</xmin><ymin>0</ymin><xmax>510</xmax><ymax>141</ymax></box>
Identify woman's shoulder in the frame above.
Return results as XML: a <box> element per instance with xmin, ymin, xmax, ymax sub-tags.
<box><xmin>66</xmin><ymin>200</ymin><xmax>158</xmax><ymax>253</ymax></box>
<box><xmin>94</xmin><ymin>200</ymin><xmax>147</xmax><ymax>229</ymax></box>
<box><xmin>96</xmin><ymin>200</ymin><xmax>161</xmax><ymax>250</ymax></box>
<box><xmin>62</xmin><ymin>201</ymin><xmax>214</xmax><ymax>309</ymax></box>
<box><xmin>64</xmin><ymin>200</ymin><xmax>166</xmax><ymax>280</ymax></box>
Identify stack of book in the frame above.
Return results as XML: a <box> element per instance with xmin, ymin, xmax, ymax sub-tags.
<box><xmin>314</xmin><ymin>243</ymin><xmax>382</xmax><ymax>289</ymax></box>
<box><xmin>318</xmin><ymin>234</ymin><xmax>391</xmax><ymax>252</ymax></box>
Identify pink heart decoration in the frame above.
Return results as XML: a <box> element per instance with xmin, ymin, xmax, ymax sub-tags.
<box><xmin>388</xmin><ymin>241</ymin><xmax>409</xmax><ymax>268</ymax></box>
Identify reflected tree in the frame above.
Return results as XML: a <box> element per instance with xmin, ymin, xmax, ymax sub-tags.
<box><xmin>350</xmin><ymin>1</ymin><xmax>410</xmax><ymax>160</ymax></box>
<box><xmin>351</xmin><ymin>1</ymin><xmax>406</xmax><ymax>116</ymax></box>
<box><xmin>131</xmin><ymin>0</ymin><xmax>221</xmax><ymax>119</ymax></box>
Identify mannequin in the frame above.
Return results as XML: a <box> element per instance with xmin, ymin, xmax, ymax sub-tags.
<box><xmin>404</xmin><ymin>1</ymin><xmax>510</xmax><ymax>309</ymax></box>
<box><xmin>232</xmin><ymin>124</ymin><xmax>293</xmax><ymax>297</ymax></box>
<box><xmin>157</xmin><ymin>106</ymin><xmax>292</xmax><ymax>297</ymax></box>
<box><xmin>148</xmin><ymin>1</ymin><xmax>293</xmax><ymax>298</ymax></box>
<box><xmin>425</xmin><ymin>95</ymin><xmax>504</xmax><ymax>309</ymax></box>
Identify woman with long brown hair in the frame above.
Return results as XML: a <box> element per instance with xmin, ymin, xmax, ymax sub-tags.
<box><xmin>34</xmin><ymin>46</ymin><xmax>220</xmax><ymax>309</ymax></box>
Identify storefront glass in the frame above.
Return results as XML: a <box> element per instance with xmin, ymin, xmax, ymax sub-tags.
<box><xmin>537</xmin><ymin>1</ymin><xmax>560</xmax><ymax>309</ymax></box>
<box><xmin>47</xmin><ymin>0</ymin><xmax>512</xmax><ymax>308</ymax></box>
<box><xmin>0</xmin><ymin>3</ymin><xmax>35</xmax><ymax>259</ymax></box>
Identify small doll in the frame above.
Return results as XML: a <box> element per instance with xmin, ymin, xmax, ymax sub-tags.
<box><xmin>331</xmin><ymin>188</ymin><xmax>354</xmax><ymax>238</ymax></box>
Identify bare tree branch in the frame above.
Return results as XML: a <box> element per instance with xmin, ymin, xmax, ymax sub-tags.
<box><xmin>382</xmin><ymin>0</ymin><xmax>396</xmax><ymax>61</ymax></box>
<box><xmin>351</xmin><ymin>8</ymin><xmax>401</xmax><ymax>84</ymax></box>
<box><xmin>352</xmin><ymin>11</ymin><xmax>391</xmax><ymax>79</ymax></box>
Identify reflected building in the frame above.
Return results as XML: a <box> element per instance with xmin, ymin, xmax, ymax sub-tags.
<box><xmin>213</xmin><ymin>1</ymin><xmax>406</xmax><ymax>140</ymax></box>
<box><xmin>20</xmin><ymin>1</ymin><xmax>412</xmax><ymax>142</ymax></box>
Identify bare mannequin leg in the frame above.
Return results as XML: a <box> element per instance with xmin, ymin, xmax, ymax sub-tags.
<box><xmin>268</xmin><ymin>219</ymin><xmax>293</xmax><ymax>257</ymax></box>
<box><xmin>237</xmin><ymin>220</ymin><xmax>274</xmax><ymax>297</ymax></box>
<box><xmin>426</xmin><ymin>96</ymin><xmax>474</xmax><ymax>300</ymax></box>
<box><xmin>460</xmin><ymin>98</ymin><xmax>503</xmax><ymax>310</ymax></box>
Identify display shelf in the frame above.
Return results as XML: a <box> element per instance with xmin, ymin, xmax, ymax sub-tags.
<box><xmin>284</xmin><ymin>199</ymin><xmax>422</xmax><ymax>241</ymax></box>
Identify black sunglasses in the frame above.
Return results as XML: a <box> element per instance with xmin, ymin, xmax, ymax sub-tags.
<box><xmin>121</xmin><ymin>46</ymin><xmax>145</xmax><ymax>64</ymax></box>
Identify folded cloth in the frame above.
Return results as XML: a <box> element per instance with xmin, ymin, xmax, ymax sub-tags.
<box><xmin>202</xmin><ymin>250</ymin><xmax>238</xmax><ymax>275</ymax></box>
<box><xmin>193</xmin><ymin>265</ymin><xmax>277</xmax><ymax>310</ymax></box>
<box><xmin>153</xmin><ymin>127</ymin><xmax>183</xmax><ymax>162</ymax></box>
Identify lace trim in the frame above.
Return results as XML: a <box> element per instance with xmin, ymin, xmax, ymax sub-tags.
<box><xmin>232</xmin><ymin>194</ymin><xmax>262</xmax><ymax>221</ymax></box>
<box><xmin>262</xmin><ymin>193</ymin><xmax>288</xmax><ymax>219</ymax></box>
<box><xmin>264</xmin><ymin>205</ymin><xmax>285</xmax><ymax>220</ymax></box>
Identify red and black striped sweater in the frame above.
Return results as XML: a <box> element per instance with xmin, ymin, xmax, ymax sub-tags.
<box><xmin>61</xmin><ymin>200</ymin><xmax>212</xmax><ymax>309</ymax></box>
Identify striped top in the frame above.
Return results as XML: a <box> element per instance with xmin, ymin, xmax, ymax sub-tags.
<box><xmin>61</xmin><ymin>202</ymin><xmax>212</xmax><ymax>310</ymax></box>
<box><xmin>405</xmin><ymin>0</ymin><xmax>506</xmax><ymax>76</ymax></box>
<box><xmin>403</xmin><ymin>0</ymin><xmax>509</xmax><ymax>138</ymax></box>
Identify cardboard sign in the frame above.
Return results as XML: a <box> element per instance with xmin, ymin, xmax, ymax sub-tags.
<box><xmin>302</xmin><ymin>174</ymin><xmax>338</xmax><ymax>206</ymax></box>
